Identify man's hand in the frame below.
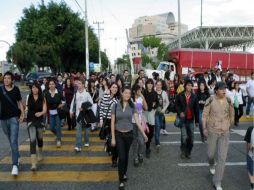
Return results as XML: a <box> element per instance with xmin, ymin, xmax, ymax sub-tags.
<box><xmin>19</xmin><ymin>115</ymin><xmax>24</xmax><ymax>123</ymax></box>
<box><xmin>203</xmin><ymin>127</ymin><xmax>208</xmax><ymax>137</ymax></box>
<box><xmin>35</xmin><ymin>112</ymin><xmax>43</xmax><ymax>117</ymax></box>
<box><xmin>70</xmin><ymin>112</ymin><xmax>74</xmax><ymax>119</ymax></box>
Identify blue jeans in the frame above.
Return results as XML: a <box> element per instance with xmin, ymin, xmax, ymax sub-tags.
<box><xmin>1</xmin><ymin>117</ymin><xmax>20</xmax><ymax>166</ymax></box>
<box><xmin>180</xmin><ymin>120</ymin><xmax>194</xmax><ymax>155</ymax></box>
<box><xmin>246</xmin><ymin>96</ymin><xmax>254</xmax><ymax>115</ymax></box>
<box><xmin>49</xmin><ymin>114</ymin><xmax>61</xmax><ymax>140</ymax></box>
<box><xmin>155</xmin><ymin>112</ymin><xmax>164</xmax><ymax>145</ymax></box>
<box><xmin>75</xmin><ymin>122</ymin><xmax>90</xmax><ymax>148</ymax></box>
<box><xmin>198</xmin><ymin>111</ymin><xmax>204</xmax><ymax>139</ymax></box>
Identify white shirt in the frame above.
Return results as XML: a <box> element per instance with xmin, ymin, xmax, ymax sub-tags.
<box><xmin>246</xmin><ymin>79</ymin><xmax>254</xmax><ymax>97</ymax></box>
<box><xmin>70</xmin><ymin>89</ymin><xmax>93</xmax><ymax>117</ymax></box>
<box><xmin>226</xmin><ymin>89</ymin><xmax>243</xmax><ymax>105</ymax></box>
<box><xmin>216</xmin><ymin>76</ymin><xmax>222</xmax><ymax>82</ymax></box>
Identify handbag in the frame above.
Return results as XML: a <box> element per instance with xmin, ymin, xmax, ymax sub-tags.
<box><xmin>99</xmin><ymin>101</ymin><xmax>116</xmax><ymax>140</ymax></box>
<box><xmin>174</xmin><ymin>115</ymin><xmax>182</xmax><ymax>128</ymax></box>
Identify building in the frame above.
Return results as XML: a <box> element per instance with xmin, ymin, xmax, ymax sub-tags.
<box><xmin>128</xmin><ymin>12</ymin><xmax>188</xmax><ymax>71</ymax></box>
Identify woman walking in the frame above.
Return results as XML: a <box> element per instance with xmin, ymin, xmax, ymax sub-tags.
<box><xmin>26</xmin><ymin>82</ymin><xmax>47</xmax><ymax>170</ymax></box>
<box><xmin>111</xmin><ymin>86</ymin><xmax>148</xmax><ymax>190</ymax></box>
<box><xmin>99</xmin><ymin>82</ymin><xmax>120</xmax><ymax>167</ymax></box>
<box><xmin>132</xmin><ymin>84</ymin><xmax>148</xmax><ymax>167</ymax></box>
<box><xmin>63</xmin><ymin>78</ymin><xmax>75</xmax><ymax>130</ymax></box>
<box><xmin>155</xmin><ymin>80</ymin><xmax>169</xmax><ymax>150</ymax></box>
<box><xmin>143</xmin><ymin>79</ymin><xmax>159</xmax><ymax>158</ymax></box>
<box><xmin>196</xmin><ymin>81</ymin><xmax>210</xmax><ymax>142</ymax></box>
<box><xmin>45</xmin><ymin>80</ymin><xmax>65</xmax><ymax>148</ymax></box>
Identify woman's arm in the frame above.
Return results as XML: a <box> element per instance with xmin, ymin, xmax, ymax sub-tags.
<box><xmin>133</xmin><ymin>113</ymin><xmax>148</xmax><ymax>142</ymax></box>
<box><xmin>111</xmin><ymin>112</ymin><xmax>116</xmax><ymax>147</ymax></box>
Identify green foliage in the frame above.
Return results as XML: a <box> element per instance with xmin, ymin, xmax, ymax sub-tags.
<box><xmin>157</xmin><ymin>43</ymin><xmax>168</xmax><ymax>61</ymax></box>
<box><xmin>143</xmin><ymin>36</ymin><xmax>161</xmax><ymax>48</ymax></box>
<box><xmin>8</xmin><ymin>1</ymin><xmax>109</xmax><ymax>73</ymax></box>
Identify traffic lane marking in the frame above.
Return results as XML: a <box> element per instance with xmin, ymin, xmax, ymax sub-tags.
<box><xmin>178</xmin><ymin>162</ymin><xmax>246</xmax><ymax>167</ymax></box>
<box><xmin>0</xmin><ymin>156</ymin><xmax>112</xmax><ymax>164</ymax></box>
<box><xmin>44</xmin><ymin>130</ymin><xmax>100</xmax><ymax>135</ymax></box>
<box><xmin>19</xmin><ymin>145</ymin><xmax>105</xmax><ymax>152</ymax></box>
<box><xmin>161</xmin><ymin>140</ymin><xmax>245</xmax><ymax>145</ymax></box>
<box><xmin>25</xmin><ymin>137</ymin><xmax>104</xmax><ymax>142</ymax></box>
<box><xmin>0</xmin><ymin>171</ymin><xmax>117</xmax><ymax>182</ymax></box>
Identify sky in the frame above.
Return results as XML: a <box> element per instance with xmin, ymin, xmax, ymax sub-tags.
<box><xmin>0</xmin><ymin>0</ymin><xmax>254</xmax><ymax>64</ymax></box>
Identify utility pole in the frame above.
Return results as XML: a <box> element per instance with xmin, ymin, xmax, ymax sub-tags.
<box><xmin>125</xmin><ymin>29</ymin><xmax>134</xmax><ymax>75</ymax></box>
<box><xmin>178</xmin><ymin>0</ymin><xmax>181</xmax><ymax>49</ymax></box>
<box><xmin>200</xmin><ymin>0</ymin><xmax>203</xmax><ymax>48</ymax></box>
<box><xmin>84</xmin><ymin>0</ymin><xmax>89</xmax><ymax>79</ymax></box>
<box><xmin>93</xmin><ymin>21</ymin><xmax>104</xmax><ymax>71</ymax></box>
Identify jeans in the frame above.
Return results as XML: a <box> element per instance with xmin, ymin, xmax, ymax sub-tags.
<box><xmin>198</xmin><ymin>111</ymin><xmax>204</xmax><ymax>139</ymax></box>
<box><xmin>180</xmin><ymin>120</ymin><xmax>194</xmax><ymax>155</ymax></box>
<box><xmin>27</xmin><ymin>124</ymin><xmax>43</xmax><ymax>154</ymax></box>
<box><xmin>145</xmin><ymin>124</ymin><xmax>154</xmax><ymax>151</ymax></box>
<box><xmin>116</xmin><ymin>130</ymin><xmax>133</xmax><ymax>182</ymax></box>
<box><xmin>234</xmin><ymin>104</ymin><xmax>244</xmax><ymax>124</ymax></box>
<box><xmin>75</xmin><ymin>122</ymin><xmax>90</xmax><ymax>148</ymax></box>
<box><xmin>49</xmin><ymin>114</ymin><xmax>61</xmax><ymax>140</ymax></box>
<box><xmin>207</xmin><ymin>132</ymin><xmax>229</xmax><ymax>186</ymax></box>
<box><xmin>1</xmin><ymin>117</ymin><xmax>20</xmax><ymax>166</ymax></box>
<box><xmin>246</xmin><ymin>97</ymin><xmax>254</xmax><ymax>115</ymax></box>
<box><xmin>132</xmin><ymin>124</ymin><xmax>144</xmax><ymax>158</ymax></box>
<box><xmin>155</xmin><ymin>112</ymin><xmax>164</xmax><ymax>145</ymax></box>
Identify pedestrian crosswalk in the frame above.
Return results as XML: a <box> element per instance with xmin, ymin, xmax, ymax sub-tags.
<box><xmin>0</xmin><ymin>127</ymin><xmax>117</xmax><ymax>183</ymax></box>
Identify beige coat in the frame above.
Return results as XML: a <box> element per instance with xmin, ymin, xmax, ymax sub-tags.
<box><xmin>202</xmin><ymin>95</ymin><xmax>235</xmax><ymax>134</ymax></box>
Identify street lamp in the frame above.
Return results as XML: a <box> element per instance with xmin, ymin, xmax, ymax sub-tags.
<box><xmin>178</xmin><ymin>0</ymin><xmax>181</xmax><ymax>49</ymax></box>
<box><xmin>0</xmin><ymin>40</ymin><xmax>12</xmax><ymax>63</ymax></box>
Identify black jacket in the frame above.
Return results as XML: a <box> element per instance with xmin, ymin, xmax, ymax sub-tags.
<box><xmin>175</xmin><ymin>91</ymin><xmax>199</xmax><ymax>123</ymax></box>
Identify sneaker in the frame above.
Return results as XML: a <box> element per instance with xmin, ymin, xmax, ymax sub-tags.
<box><xmin>11</xmin><ymin>165</ymin><xmax>19</xmax><ymax>176</ymax></box>
<box><xmin>156</xmin><ymin>145</ymin><xmax>160</xmax><ymax>153</ymax></box>
<box><xmin>160</xmin><ymin>129</ymin><xmax>165</xmax><ymax>135</ymax></box>
<box><xmin>119</xmin><ymin>182</ymin><xmax>125</xmax><ymax>190</ymax></box>
<box><xmin>56</xmin><ymin>141</ymin><xmax>61</xmax><ymax>148</ymax></box>
<box><xmin>84</xmin><ymin>143</ymin><xmax>89</xmax><ymax>147</ymax></box>
<box><xmin>133</xmin><ymin>158</ymin><xmax>139</xmax><ymax>167</ymax></box>
<box><xmin>214</xmin><ymin>184</ymin><xmax>223</xmax><ymax>190</ymax></box>
<box><xmin>74</xmin><ymin>147</ymin><xmax>81</xmax><ymax>152</ymax></box>
<box><xmin>163</xmin><ymin>130</ymin><xmax>170</xmax><ymax>135</ymax></box>
<box><xmin>123</xmin><ymin>174</ymin><xmax>128</xmax><ymax>182</ymax></box>
<box><xmin>145</xmin><ymin>149</ymin><xmax>151</xmax><ymax>158</ymax></box>
<box><xmin>246</xmin><ymin>115</ymin><xmax>250</xmax><ymax>119</ymax></box>
<box><xmin>210</xmin><ymin>166</ymin><xmax>215</xmax><ymax>175</ymax></box>
<box><xmin>138</xmin><ymin>154</ymin><xmax>143</xmax><ymax>164</ymax></box>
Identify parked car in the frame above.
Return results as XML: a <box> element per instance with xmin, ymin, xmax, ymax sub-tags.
<box><xmin>25</xmin><ymin>72</ymin><xmax>53</xmax><ymax>87</ymax></box>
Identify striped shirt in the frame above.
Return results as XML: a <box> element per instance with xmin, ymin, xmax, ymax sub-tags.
<box><xmin>99</xmin><ymin>93</ymin><xmax>118</xmax><ymax>121</ymax></box>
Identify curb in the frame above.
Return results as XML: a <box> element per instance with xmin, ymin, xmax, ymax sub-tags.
<box><xmin>165</xmin><ymin>114</ymin><xmax>254</xmax><ymax>123</ymax></box>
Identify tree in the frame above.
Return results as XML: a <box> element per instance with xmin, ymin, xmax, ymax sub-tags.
<box><xmin>115</xmin><ymin>54</ymin><xmax>131</xmax><ymax>73</ymax></box>
<box><xmin>8</xmin><ymin>1</ymin><xmax>109</xmax><ymax>73</ymax></box>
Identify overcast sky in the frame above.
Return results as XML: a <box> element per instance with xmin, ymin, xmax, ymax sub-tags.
<box><xmin>0</xmin><ymin>0</ymin><xmax>254</xmax><ymax>64</ymax></box>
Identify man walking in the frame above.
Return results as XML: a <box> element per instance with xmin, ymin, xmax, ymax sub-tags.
<box><xmin>175</xmin><ymin>79</ymin><xmax>199</xmax><ymax>159</ymax></box>
<box><xmin>0</xmin><ymin>71</ymin><xmax>25</xmax><ymax>176</ymax></box>
<box><xmin>246</xmin><ymin>72</ymin><xmax>254</xmax><ymax>118</ymax></box>
<box><xmin>202</xmin><ymin>82</ymin><xmax>235</xmax><ymax>190</ymax></box>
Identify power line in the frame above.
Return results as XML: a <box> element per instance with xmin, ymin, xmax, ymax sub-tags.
<box><xmin>93</xmin><ymin>21</ymin><xmax>104</xmax><ymax>69</ymax></box>
<box><xmin>73</xmin><ymin>0</ymin><xmax>86</xmax><ymax>16</ymax></box>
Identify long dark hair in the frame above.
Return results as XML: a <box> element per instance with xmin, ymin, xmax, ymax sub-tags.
<box><xmin>145</xmin><ymin>78</ymin><xmax>155</xmax><ymax>91</ymax></box>
<box><xmin>88</xmin><ymin>79</ymin><xmax>96</xmax><ymax>94</ymax></box>
<box><xmin>102</xmin><ymin>78</ymin><xmax>109</xmax><ymax>91</ymax></box>
<box><xmin>197</xmin><ymin>81</ymin><xmax>209</xmax><ymax>95</ymax></box>
<box><xmin>65</xmin><ymin>77</ymin><xmax>73</xmax><ymax>88</ymax></box>
<box><xmin>120</xmin><ymin>86</ymin><xmax>134</xmax><ymax>108</ymax></box>
<box><xmin>28</xmin><ymin>82</ymin><xmax>44</xmax><ymax>108</ymax></box>
<box><xmin>132</xmin><ymin>84</ymin><xmax>141</xmax><ymax>102</ymax></box>
<box><xmin>109</xmin><ymin>82</ymin><xmax>120</xmax><ymax>99</ymax></box>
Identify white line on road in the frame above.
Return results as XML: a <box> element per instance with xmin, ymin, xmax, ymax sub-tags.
<box><xmin>178</xmin><ymin>162</ymin><xmax>246</xmax><ymax>167</ymax></box>
<box><xmin>161</xmin><ymin>140</ymin><xmax>245</xmax><ymax>145</ymax></box>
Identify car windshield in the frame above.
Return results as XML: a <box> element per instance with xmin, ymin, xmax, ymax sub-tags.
<box><xmin>157</xmin><ymin>64</ymin><xmax>169</xmax><ymax>71</ymax></box>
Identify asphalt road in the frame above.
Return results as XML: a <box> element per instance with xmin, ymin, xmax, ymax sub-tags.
<box><xmin>0</xmin><ymin>120</ymin><xmax>253</xmax><ymax>190</ymax></box>
<box><xmin>0</xmin><ymin>83</ymin><xmax>253</xmax><ymax>190</ymax></box>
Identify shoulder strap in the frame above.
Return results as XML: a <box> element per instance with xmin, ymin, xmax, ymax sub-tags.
<box><xmin>0</xmin><ymin>86</ymin><xmax>19</xmax><ymax>110</ymax></box>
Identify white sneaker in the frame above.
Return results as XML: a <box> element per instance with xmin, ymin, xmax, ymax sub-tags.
<box><xmin>11</xmin><ymin>165</ymin><xmax>19</xmax><ymax>176</ymax></box>
<box><xmin>246</xmin><ymin>115</ymin><xmax>250</xmax><ymax>118</ymax></box>
<box><xmin>74</xmin><ymin>147</ymin><xmax>81</xmax><ymax>152</ymax></box>
<box><xmin>84</xmin><ymin>143</ymin><xmax>89</xmax><ymax>147</ymax></box>
<box><xmin>160</xmin><ymin>129</ymin><xmax>165</xmax><ymax>135</ymax></box>
<box><xmin>56</xmin><ymin>141</ymin><xmax>61</xmax><ymax>148</ymax></box>
<box><xmin>214</xmin><ymin>185</ymin><xmax>223</xmax><ymax>190</ymax></box>
<box><xmin>163</xmin><ymin>130</ymin><xmax>170</xmax><ymax>135</ymax></box>
<box><xmin>210</xmin><ymin>166</ymin><xmax>215</xmax><ymax>175</ymax></box>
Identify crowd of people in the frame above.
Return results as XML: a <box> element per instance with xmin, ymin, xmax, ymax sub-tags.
<box><xmin>0</xmin><ymin>69</ymin><xmax>253</xmax><ymax>190</ymax></box>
